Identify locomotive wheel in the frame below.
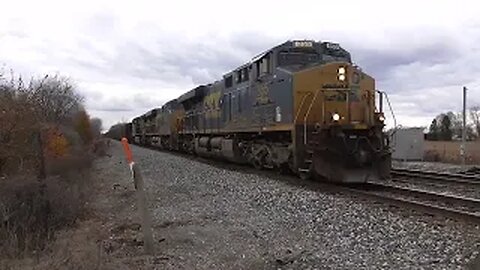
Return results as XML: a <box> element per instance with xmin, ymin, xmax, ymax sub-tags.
<box><xmin>252</xmin><ymin>159</ymin><xmax>263</xmax><ymax>170</ymax></box>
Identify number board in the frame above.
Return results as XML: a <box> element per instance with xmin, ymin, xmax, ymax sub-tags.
<box><xmin>293</xmin><ymin>41</ymin><xmax>313</xmax><ymax>48</ymax></box>
<box><xmin>325</xmin><ymin>43</ymin><xmax>340</xmax><ymax>50</ymax></box>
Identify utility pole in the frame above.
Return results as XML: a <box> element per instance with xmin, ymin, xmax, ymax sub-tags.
<box><xmin>461</xmin><ymin>86</ymin><xmax>467</xmax><ymax>166</ymax></box>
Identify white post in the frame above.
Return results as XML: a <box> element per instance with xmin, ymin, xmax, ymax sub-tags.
<box><xmin>121</xmin><ymin>138</ymin><xmax>154</xmax><ymax>255</ymax></box>
<box><xmin>461</xmin><ymin>86</ymin><xmax>467</xmax><ymax>166</ymax></box>
<box><xmin>131</xmin><ymin>163</ymin><xmax>154</xmax><ymax>254</ymax></box>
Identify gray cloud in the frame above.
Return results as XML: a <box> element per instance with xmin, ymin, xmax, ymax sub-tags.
<box><xmin>2</xmin><ymin>9</ymin><xmax>480</xmax><ymax>130</ymax></box>
<box><xmin>87</xmin><ymin>91</ymin><xmax>168</xmax><ymax>112</ymax></box>
<box><xmin>70</xmin><ymin>29</ymin><xmax>480</xmax><ymax>128</ymax></box>
<box><xmin>106</xmin><ymin>32</ymin><xmax>278</xmax><ymax>86</ymax></box>
<box><xmin>354</xmin><ymin>42</ymin><xmax>460</xmax><ymax>82</ymax></box>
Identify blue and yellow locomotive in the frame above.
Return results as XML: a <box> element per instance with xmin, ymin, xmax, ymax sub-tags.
<box><xmin>129</xmin><ymin>40</ymin><xmax>391</xmax><ymax>183</ymax></box>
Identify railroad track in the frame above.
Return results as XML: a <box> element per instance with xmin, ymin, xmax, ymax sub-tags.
<box><xmin>341</xmin><ymin>182</ymin><xmax>480</xmax><ymax>224</ymax></box>
<box><xmin>391</xmin><ymin>168</ymin><xmax>480</xmax><ymax>185</ymax></box>
<box><xmin>119</xmin><ymin>142</ymin><xmax>480</xmax><ymax>224</ymax></box>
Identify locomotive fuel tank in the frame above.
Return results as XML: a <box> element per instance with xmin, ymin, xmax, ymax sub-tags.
<box><xmin>194</xmin><ymin>137</ymin><xmax>245</xmax><ymax>163</ymax></box>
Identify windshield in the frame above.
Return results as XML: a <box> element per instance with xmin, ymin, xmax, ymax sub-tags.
<box><xmin>322</xmin><ymin>44</ymin><xmax>351</xmax><ymax>62</ymax></box>
<box><xmin>278</xmin><ymin>51</ymin><xmax>319</xmax><ymax>66</ymax></box>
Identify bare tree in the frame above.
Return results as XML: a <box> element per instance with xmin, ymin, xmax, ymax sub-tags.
<box><xmin>28</xmin><ymin>75</ymin><xmax>84</xmax><ymax>124</ymax></box>
<box><xmin>0</xmin><ymin>71</ymin><xmax>87</xmax><ymax>174</ymax></box>
<box><xmin>446</xmin><ymin>111</ymin><xmax>462</xmax><ymax>139</ymax></box>
<box><xmin>90</xmin><ymin>117</ymin><xmax>103</xmax><ymax>138</ymax></box>
<box><xmin>0</xmin><ymin>74</ymin><xmax>40</xmax><ymax>173</ymax></box>
<box><xmin>471</xmin><ymin>106</ymin><xmax>480</xmax><ymax>139</ymax></box>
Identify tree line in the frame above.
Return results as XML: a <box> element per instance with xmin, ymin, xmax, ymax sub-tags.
<box><xmin>0</xmin><ymin>71</ymin><xmax>102</xmax><ymax>174</ymax></box>
<box><xmin>427</xmin><ymin>107</ymin><xmax>480</xmax><ymax>141</ymax></box>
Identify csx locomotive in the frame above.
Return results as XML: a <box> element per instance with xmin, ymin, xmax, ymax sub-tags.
<box><xmin>127</xmin><ymin>40</ymin><xmax>391</xmax><ymax>183</ymax></box>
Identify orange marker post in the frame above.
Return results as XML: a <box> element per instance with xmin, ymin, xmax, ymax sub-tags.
<box><xmin>120</xmin><ymin>137</ymin><xmax>154</xmax><ymax>255</ymax></box>
<box><xmin>121</xmin><ymin>137</ymin><xmax>134</xmax><ymax>165</ymax></box>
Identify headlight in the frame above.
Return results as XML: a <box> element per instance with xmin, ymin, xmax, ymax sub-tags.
<box><xmin>338</xmin><ymin>74</ymin><xmax>346</xmax><ymax>81</ymax></box>
<box><xmin>338</xmin><ymin>67</ymin><xmax>346</xmax><ymax>74</ymax></box>
<box><xmin>332</xmin><ymin>113</ymin><xmax>340</xmax><ymax>121</ymax></box>
<box><xmin>378</xmin><ymin>115</ymin><xmax>385</xmax><ymax>122</ymax></box>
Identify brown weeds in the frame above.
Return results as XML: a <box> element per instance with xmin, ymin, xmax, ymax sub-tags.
<box><xmin>0</xmin><ymin>69</ymin><xmax>105</xmax><ymax>267</ymax></box>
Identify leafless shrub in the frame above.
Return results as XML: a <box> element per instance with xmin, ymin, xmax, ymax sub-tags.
<box><xmin>90</xmin><ymin>117</ymin><xmax>103</xmax><ymax>139</ymax></box>
<box><xmin>27</xmin><ymin>75</ymin><xmax>84</xmax><ymax>124</ymax></box>
<box><xmin>471</xmin><ymin>106</ymin><xmax>480</xmax><ymax>138</ymax></box>
<box><xmin>0</xmin><ymin>77</ymin><xmax>39</xmax><ymax>175</ymax></box>
<box><xmin>0</xmin><ymin>68</ymin><xmax>102</xmax><ymax>261</ymax></box>
<box><xmin>0</xmin><ymin>171</ymin><xmax>95</xmax><ymax>258</ymax></box>
<box><xmin>45</xmin><ymin>153</ymin><xmax>94</xmax><ymax>180</ymax></box>
<box><xmin>92</xmin><ymin>138</ymin><xmax>111</xmax><ymax>157</ymax></box>
<box><xmin>0</xmin><ymin>72</ymin><xmax>85</xmax><ymax>175</ymax></box>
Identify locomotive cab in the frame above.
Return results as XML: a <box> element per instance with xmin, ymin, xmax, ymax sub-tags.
<box><xmin>287</xmin><ymin>41</ymin><xmax>391</xmax><ymax>182</ymax></box>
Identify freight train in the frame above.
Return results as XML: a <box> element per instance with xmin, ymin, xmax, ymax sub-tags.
<box><xmin>113</xmin><ymin>40</ymin><xmax>392</xmax><ymax>183</ymax></box>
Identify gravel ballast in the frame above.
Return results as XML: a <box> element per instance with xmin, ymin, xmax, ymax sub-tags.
<box><xmin>103</xmin><ymin>141</ymin><xmax>480</xmax><ymax>269</ymax></box>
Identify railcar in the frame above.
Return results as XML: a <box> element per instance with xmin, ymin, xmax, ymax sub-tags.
<box><xmin>104</xmin><ymin>122</ymin><xmax>132</xmax><ymax>141</ymax></box>
<box><xmin>130</xmin><ymin>40</ymin><xmax>392</xmax><ymax>183</ymax></box>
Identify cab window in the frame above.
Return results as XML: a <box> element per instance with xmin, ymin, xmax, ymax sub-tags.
<box><xmin>236</xmin><ymin>67</ymin><xmax>250</xmax><ymax>83</ymax></box>
<box><xmin>256</xmin><ymin>54</ymin><xmax>271</xmax><ymax>78</ymax></box>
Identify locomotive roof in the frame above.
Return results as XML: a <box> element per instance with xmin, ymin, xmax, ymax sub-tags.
<box><xmin>226</xmin><ymin>39</ymin><xmax>349</xmax><ymax>75</ymax></box>
<box><xmin>177</xmin><ymin>85</ymin><xmax>208</xmax><ymax>104</ymax></box>
<box><xmin>143</xmin><ymin>108</ymin><xmax>160</xmax><ymax>118</ymax></box>
<box><xmin>163</xmin><ymin>99</ymin><xmax>178</xmax><ymax>107</ymax></box>
<box><xmin>128</xmin><ymin>39</ymin><xmax>350</xmax><ymax>124</ymax></box>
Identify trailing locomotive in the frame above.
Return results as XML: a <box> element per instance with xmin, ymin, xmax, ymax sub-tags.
<box><xmin>128</xmin><ymin>40</ymin><xmax>391</xmax><ymax>183</ymax></box>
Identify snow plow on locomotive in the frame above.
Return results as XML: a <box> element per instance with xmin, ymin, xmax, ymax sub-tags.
<box><xmin>128</xmin><ymin>40</ymin><xmax>392</xmax><ymax>183</ymax></box>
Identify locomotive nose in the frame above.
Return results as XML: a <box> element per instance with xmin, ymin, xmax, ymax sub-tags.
<box><xmin>355</xmin><ymin>149</ymin><xmax>370</xmax><ymax>165</ymax></box>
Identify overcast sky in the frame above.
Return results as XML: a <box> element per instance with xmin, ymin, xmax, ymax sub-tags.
<box><xmin>1</xmin><ymin>0</ymin><xmax>479</xmax><ymax>130</ymax></box>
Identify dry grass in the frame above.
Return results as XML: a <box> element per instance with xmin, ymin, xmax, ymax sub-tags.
<box><xmin>424</xmin><ymin>140</ymin><xmax>480</xmax><ymax>164</ymax></box>
<box><xmin>0</xmin><ymin>168</ymin><xmax>91</xmax><ymax>258</ymax></box>
<box><xmin>0</xmin><ymin>220</ymin><xmax>129</xmax><ymax>270</ymax></box>
<box><xmin>0</xmin><ymin>139</ymin><xmax>105</xmax><ymax>261</ymax></box>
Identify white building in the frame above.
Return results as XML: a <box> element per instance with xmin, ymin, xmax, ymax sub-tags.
<box><xmin>391</xmin><ymin>127</ymin><xmax>425</xmax><ymax>161</ymax></box>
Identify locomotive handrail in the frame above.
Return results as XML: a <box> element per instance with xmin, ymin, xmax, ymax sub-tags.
<box><xmin>376</xmin><ymin>90</ymin><xmax>397</xmax><ymax>129</ymax></box>
<box><xmin>346</xmin><ymin>88</ymin><xmax>350</xmax><ymax>122</ymax></box>
<box><xmin>384</xmin><ymin>92</ymin><xmax>397</xmax><ymax>130</ymax></box>
<box><xmin>376</xmin><ymin>90</ymin><xmax>398</xmax><ymax>150</ymax></box>
<box><xmin>303</xmin><ymin>89</ymin><xmax>323</xmax><ymax>144</ymax></box>
<box><xmin>294</xmin><ymin>91</ymin><xmax>313</xmax><ymax>123</ymax></box>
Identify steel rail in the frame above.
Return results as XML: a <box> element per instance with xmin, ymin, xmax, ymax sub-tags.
<box><xmin>338</xmin><ymin>182</ymin><xmax>480</xmax><ymax>224</ymax></box>
<box><xmin>391</xmin><ymin>168</ymin><xmax>480</xmax><ymax>185</ymax></box>
<box><xmin>365</xmin><ymin>182</ymin><xmax>480</xmax><ymax>210</ymax></box>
